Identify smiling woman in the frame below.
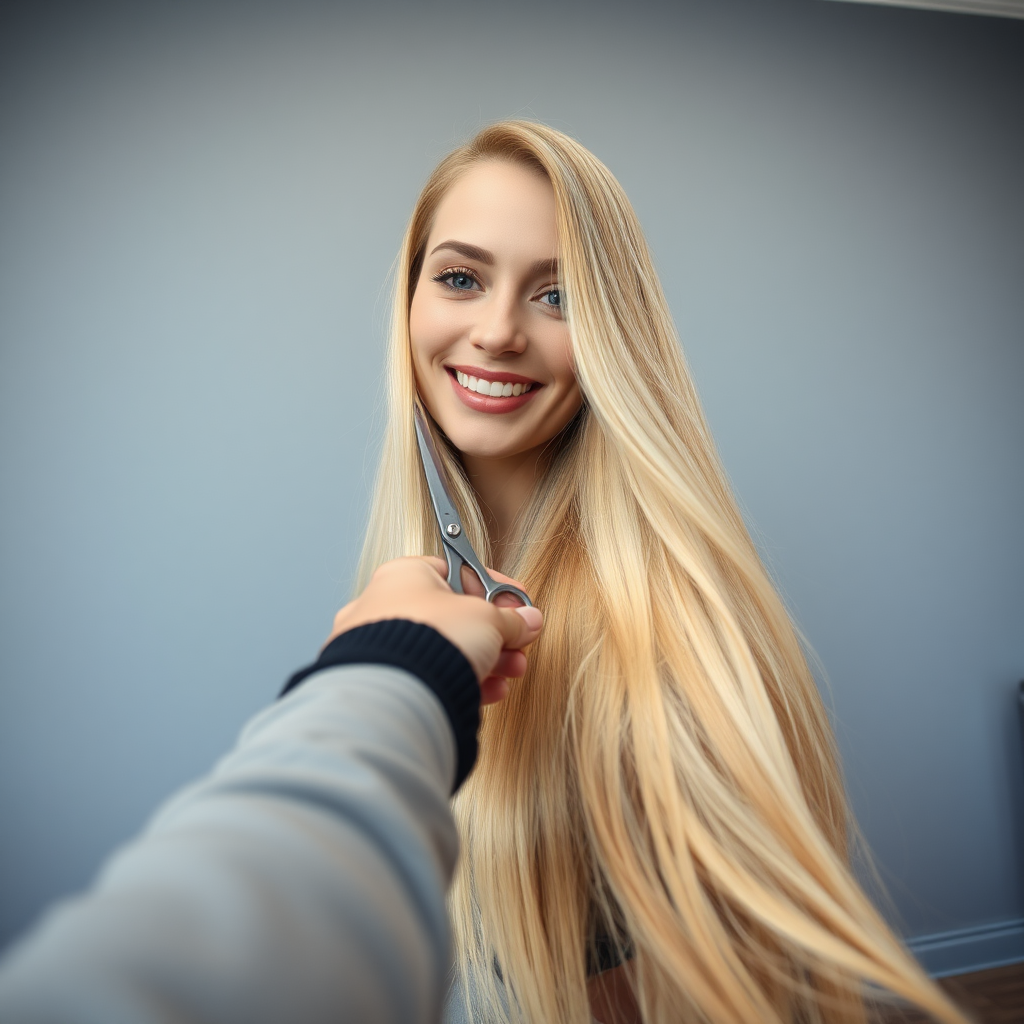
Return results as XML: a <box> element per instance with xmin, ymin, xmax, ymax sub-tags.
<box><xmin>410</xmin><ymin>160</ymin><xmax>582</xmax><ymax>562</ymax></box>
<box><xmin>357</xmin><ymin>122</ymin><xmax>968</xmax><ymax>1024</ymax></box>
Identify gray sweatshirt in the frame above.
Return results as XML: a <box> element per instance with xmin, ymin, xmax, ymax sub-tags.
<box><xmin>0</xmin><ymin>619</ymin><xmax>481</xmax><ymax>1024</ymax></box>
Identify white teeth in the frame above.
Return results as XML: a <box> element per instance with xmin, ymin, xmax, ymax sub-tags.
<box><xmin>452</xmin><ymin>370</ymin><xmax>534</xmax><ymax>397</ymax></box>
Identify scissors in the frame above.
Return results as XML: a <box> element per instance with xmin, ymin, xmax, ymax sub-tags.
<box><xmin>414</xmin><ymin>404</ymin><xmax>533</xmax><ymax>607</ymax></box>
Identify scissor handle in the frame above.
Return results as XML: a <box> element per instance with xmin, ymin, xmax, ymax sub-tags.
<box><xmin>442</xmin><ymin>538</ymin><xmax>533</xmax><ymax>607</ymax></box>
<box><xmin>483</xmin><ymin>580</ymin><xmax>534</xmax><ymax>607</ymax></box>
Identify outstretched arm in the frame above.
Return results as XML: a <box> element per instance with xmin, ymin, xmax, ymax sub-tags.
<box><xmin>0</xmin><ymin>558</ymin><xmax>541</xmax><ymax>1024</ymax></box>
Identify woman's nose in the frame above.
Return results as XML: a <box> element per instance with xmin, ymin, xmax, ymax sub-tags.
<box><xmin>469</xmin><ymin>294</ymin><xmax>527</xmax><ymax>356</ymax></box>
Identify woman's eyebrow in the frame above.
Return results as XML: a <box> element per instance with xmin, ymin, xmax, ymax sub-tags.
<box><xmin>428</xmin><ymin>241</ymin><xmax>559</xmax><ymax>278</ymax></box>
<box><xmin>429</xmin><ymin>240</ymin><xmax>494</xmax><ymax>264</ymax></box>
<box><xmin>528</xmin><ymin>257</ymin><xmax>559</xmax><ymax>277</ymax></box>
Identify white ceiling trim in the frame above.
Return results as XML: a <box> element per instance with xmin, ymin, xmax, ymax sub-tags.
<box><xmin>822</xmin><ymin>0</ymin><xmax>1024</xmax><ymax>18</ymax></box>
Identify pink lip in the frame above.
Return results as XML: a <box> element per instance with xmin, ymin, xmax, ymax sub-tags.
<box><xmin>446</xmin><ymin>367</ymin><xmax>541</xmax><ymax>414</ymax></box>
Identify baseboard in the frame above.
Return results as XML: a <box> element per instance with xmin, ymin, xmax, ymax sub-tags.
<box><xmin>906</xmin><ymin>918</ymin><xmax>1024</xmax><ymax>977</ymax></box>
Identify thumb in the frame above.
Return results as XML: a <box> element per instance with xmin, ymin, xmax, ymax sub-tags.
<box><xmin>493</xmin><ymin>604</ymin><xmax>543</xmax><ymax>650</ymax></box>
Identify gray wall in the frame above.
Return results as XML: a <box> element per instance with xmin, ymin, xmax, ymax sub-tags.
<box><xmin>2</xmin><ymin>0</ymin><xmax>1022</xmax><ymax>972</ymax></box>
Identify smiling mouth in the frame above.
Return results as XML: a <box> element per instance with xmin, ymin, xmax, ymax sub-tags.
<box><xmin>448</xmin><ymin>367</ymin><xmax>539</xmax><ymax>398</ymax></box>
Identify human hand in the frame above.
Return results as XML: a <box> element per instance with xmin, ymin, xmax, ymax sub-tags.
<box><xmin>326</xmin><ymin>557</ymin><xmax>543</xmax><ymax>705</ymax></box>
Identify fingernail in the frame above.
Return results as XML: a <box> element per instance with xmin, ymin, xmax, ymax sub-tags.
<box><xmin>515</xmin><ymin>606</ymin><xmax>543</xmax><ymax>630</ymax></box>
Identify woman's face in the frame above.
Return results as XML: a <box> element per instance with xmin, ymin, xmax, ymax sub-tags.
<box><xmin>410</xmin><ymin>160</ymin><xmax>582</xmax><ymax>462</ymax></box>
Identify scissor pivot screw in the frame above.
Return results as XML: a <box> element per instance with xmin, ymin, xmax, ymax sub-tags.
<box><xmin>445</xmin><ymin>523</ymin><xmax>461</xmax><ymax>537</ymax></box>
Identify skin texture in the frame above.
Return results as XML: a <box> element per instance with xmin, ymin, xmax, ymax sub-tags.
<box><xmin>410</xmin><ymin>160</ymin><xmax>583</xmax><ymax>564</ymax></box>
<box><xmin>327</xmin><ymin>556</ymin><xmax>542</xmax><ymax>705</ymax></box>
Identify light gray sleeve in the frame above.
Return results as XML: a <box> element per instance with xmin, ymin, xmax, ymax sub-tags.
<box><xmin>0</xmin><ymin>664</ymin><xmax>459</xmax><ymax>1024</ymax></box>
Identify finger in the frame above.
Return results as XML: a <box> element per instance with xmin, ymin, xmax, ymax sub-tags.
<box><xmin>480</xmin><ymin>675</ymin><xmax>510</xmax><ymax>705</ymax></box>
<box><xmin>493</xmin><ymin>604</ymin><xmax>543</xmax><ymax>650</ymax></box>
<box><xmin>484</xmin><ymin>566</ymin><xmax>529</xmax><ymax>591</ymax></box>
<box><xmin>483</xmin><ymin>567</ymin><xmax>533</xmax><ymax>607</ymax></box>
<box><xmin>459</xmin><ymin>563</ymin><xmax>487</xmax><ymax>599</ymax></box>
<box><xmin>492</xmin><ymin>649</ymin><xmax>528</xmax><ymax>678</ymax></box>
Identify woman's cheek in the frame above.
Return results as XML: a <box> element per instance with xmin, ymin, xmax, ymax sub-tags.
<box><xmin>410</xmin><ymin>300</ymin><xmax>455</xmax><ymax>368</ymax></box>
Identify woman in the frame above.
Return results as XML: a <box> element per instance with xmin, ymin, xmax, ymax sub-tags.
<box><xmin>358</xmin><ymin>122</ymin><xmax>965</xmax><ymax>1024</ymax></box>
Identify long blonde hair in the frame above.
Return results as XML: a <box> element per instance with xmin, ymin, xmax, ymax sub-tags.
<box><xmin>358</xmin><ymin>122</ymin><xmax>967</xmax><ymax>1024</ymax></box>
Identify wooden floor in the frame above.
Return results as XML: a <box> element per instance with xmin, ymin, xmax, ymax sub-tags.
<box><xmin>873</xmin><ymin>962</ymin><xmax>1024</xmax><ymax>1023</ymax></box>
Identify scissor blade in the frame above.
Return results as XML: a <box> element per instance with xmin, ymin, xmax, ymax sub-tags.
<box><xmin>412</xmin><ymin>404</ymin><xmax>533</xmax><ymax>608</ymax></box>
<box><xmin>414</xmin><ymin>405</ymin><xmax>463</xmax><ymax>531</ymax></box>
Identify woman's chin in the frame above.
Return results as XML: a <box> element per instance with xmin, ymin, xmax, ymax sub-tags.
<box><xmin>446</xmin><ymin>435</ymin><xmax>529</xmax><ymax>463</ymax></box>
<box><xmin>428</xmin><ymin>415</ymin><xmax>529</xmax><ymax>463</ymax></box>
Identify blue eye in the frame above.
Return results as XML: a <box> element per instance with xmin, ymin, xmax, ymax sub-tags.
<box><xmin>432</xmin><ymin>267</ymin><xmax>479</xmax><ymax>292</ymax></box>
<box><xmin>542</xmin><ymin>289</ymin><xmax>561</xmax><ymax>307</ymax></box>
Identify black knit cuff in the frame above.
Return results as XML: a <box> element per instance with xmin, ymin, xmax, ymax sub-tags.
<box><xmin>281</xmin><ymin>619</ymin><xmax>480</xmax><ymax>792</ymax></box>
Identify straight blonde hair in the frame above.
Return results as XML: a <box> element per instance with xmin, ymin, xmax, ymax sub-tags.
<box><xmin>358</xmin><ymin>121</ymin><xmax>968</xmax><ymax>1024</ymax></box>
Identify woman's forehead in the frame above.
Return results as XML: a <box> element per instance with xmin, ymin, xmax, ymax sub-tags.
<box><xmin>426</xmin><ymin>161</ymin><xmax>558</xmax><ymax>261</ymax></box>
